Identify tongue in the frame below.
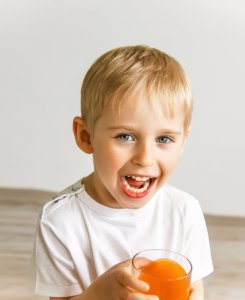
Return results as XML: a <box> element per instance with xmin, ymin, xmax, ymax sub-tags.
<box><xmin>126</xmin><ymin>177</ymin><xmax>146</xmax><ymax>188</ymax></box>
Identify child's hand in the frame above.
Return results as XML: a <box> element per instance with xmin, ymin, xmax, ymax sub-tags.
<box><xmin>82</xmin><ymin>259</ymin><xmax>158</xmax><ymax>300</ymax></box>
<box><xmin>188</xmin><ymin>280</ymin><xmax>204</xmax><ymax>300</ymax></box>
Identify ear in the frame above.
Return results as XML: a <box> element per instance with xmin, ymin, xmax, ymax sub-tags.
<box><xmin>73</xmin><ymin>116</ymin><xmax>93</xmax><ymax>154</ymax></box>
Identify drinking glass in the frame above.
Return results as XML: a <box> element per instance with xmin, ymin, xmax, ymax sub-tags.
<box><xmin>132</xmin><ymin>249</ymin><xmax>192</xmax><ymax>300</ymax></box>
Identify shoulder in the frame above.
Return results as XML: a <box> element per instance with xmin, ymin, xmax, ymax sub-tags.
<box><xmin>39</xmin><ymin>180</ymin><xmax>84</xmax><ymax>225</ymax></box>
<box><xmin>36</xmin><ymin>180</ymin><xmax>92</xmax><ymax>255</ymax></box>
<box><xmin>162</xmin><ymin>184</ymin><xmax>208</xmax><ymax>233</ymax></box>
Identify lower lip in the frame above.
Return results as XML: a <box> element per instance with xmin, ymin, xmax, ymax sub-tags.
<box><xmin>119</xmin><ymin>178</ymin><xmax>155</xmax><ymax>199</ymax></box>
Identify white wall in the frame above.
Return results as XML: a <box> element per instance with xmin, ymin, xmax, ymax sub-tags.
<box><xmin>1</xmin><ymin>0</ymin><xmax>245</xmax><ymax>216</ymax></box>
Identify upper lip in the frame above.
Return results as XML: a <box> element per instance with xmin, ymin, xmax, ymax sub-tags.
<box><xmin>121</xmin><ymin>175</ymin><xmax>157</xmax><ymax>180</ymax></box>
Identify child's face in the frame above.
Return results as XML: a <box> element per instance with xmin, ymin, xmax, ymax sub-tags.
<box><xmin>87</xmin><ymin>94</ymin><xmax>187</xmax><ymax>209</ymax></box>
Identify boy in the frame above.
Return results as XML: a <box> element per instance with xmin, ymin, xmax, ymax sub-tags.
<box><xmin>32</xmin><ymin>45</ymin><xmax>213</xmax><ymax>300</ymax></box>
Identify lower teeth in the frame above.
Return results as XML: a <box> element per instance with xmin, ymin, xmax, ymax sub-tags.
<box><xmin>122</xmin><ymin>177</ymin><xmax>150</xmax><ymax>193</ymax></box>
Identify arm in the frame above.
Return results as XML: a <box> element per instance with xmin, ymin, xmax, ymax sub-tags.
<box><xmin>50</xmin><ymin>279</ymin><xmax>203</xmax><ymax>300</ymax></box>
<box><xmin>189</xmin><ymin>280</ymin><xmax>204</xmax><ymax>300</ymax></box>
<box><xmin>49</xmin><ymin>264</ymin><xmax>204</xmax><ymax>300</ymax></box>
<box><xmin>50</xmin><ymin>260</ymin><xmax>158</xmax><ymax>300</ymax></box>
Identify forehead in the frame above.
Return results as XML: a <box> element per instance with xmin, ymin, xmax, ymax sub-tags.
<box><xmin>98</xmin><ymin>91</ymin><xmax>185</xmax><ymax>130</ymax></box>
<box><xmin>109</xmin><ymin>88</ymin><xmax>186</xmax><ymax>121</ymax></box>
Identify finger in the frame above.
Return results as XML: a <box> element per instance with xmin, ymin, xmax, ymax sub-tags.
<box><xmin>189</xmin><ymin>290</ymin><xmax>203</xmax><ymax>300</ymax></box>
<box><xmin>110</xmin><ymin>259</ymin><xmax>133</xmax><ymax>270</ymax></box>
<box><xmin>112</xmin><ymin>257</ymin><xmax>150</xmax><ymax>271</ymax></box>
<box><xmin>132</xmin><ymin>257</ymin><xmax>151</xmax><ymax>269</ymax></box>
<box><xmin>126</xmin><ymin>290</ymin><xmax>159</xmax><ymax>300</ymax></box>
<box><xmin>115</xmin><ymin>269</ymin><xmax>150</xmax><ymax>292</ymax></box>
<box><xmin>132</xmin><ymin>257</ymin><xmax>151</xmax><ymax>277</ymax></box>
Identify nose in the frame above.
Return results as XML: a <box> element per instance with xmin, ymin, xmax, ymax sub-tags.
<box><xmin>131</xmin><ymin>141</ymin><xmax>155</xmax><ymax>167</ymax></box>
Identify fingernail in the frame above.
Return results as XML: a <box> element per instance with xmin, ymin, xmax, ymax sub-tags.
<box><xmin>141</xmin><ymin>282</ymin><xmax>149</xmax><ymax>291</ymax></box>
<box><xmin>150</xmin><ymin>296</ymin><xmax>159</xmax><ymax>300</ymax></box>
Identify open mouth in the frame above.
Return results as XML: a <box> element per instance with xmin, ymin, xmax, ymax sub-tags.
<box><xmin>120</xmin><ymin>175</ymin><xmax>155</xmax><ymax>197</ymax></box>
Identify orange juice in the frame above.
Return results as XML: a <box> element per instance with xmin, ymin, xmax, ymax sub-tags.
<box><xmin>139</xmin><ymin>258</ymin><xmax>190</xmax><ymax>300</ymax></box>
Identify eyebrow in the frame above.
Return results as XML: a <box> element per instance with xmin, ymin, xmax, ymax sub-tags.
<box><xmin>107</xmin><ymin>126</ymin><xmax>183</xmax><ymax>135</ymax></box>
<box><xmin>107</xmin><ymin>125</ymin><xmax>135</xmax><ymax>131</ymax></box>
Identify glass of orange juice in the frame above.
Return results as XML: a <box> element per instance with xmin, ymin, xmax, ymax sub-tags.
<box><xmin>132</xmin><ymin>249</ymin><xmax>192</xmax><ymax>300</ymax></box>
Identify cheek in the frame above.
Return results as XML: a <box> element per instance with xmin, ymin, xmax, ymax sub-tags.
<box><xmin>160</xmin><ymin>149</ymin><xmax>183</xmax><ymax>171</ymax></box>
<box><xmin>107</xmin><ymin>150</ymin><xmax>128</xmax><ymax>173</ymax></box>
<box><xmin>93</xmin><ymin>144</ymin><xmax>124</xmax><ymax>174</ymax></box>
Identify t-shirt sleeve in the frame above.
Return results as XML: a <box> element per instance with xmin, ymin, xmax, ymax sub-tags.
<box><xmin>183</xmin><ymin>197</ymin><xmax>214</xmax><ymax>282</ymax></box>
<box><xmin>32</xmin><ymin>202</ymin><xmax>83</xmax><ymax>297</ymax></box>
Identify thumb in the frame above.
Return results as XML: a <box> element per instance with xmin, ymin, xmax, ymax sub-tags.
<box><xmin>110</xmin><ymin>259</ymin><xmax>150</xmax><ymax>292</ymax></box>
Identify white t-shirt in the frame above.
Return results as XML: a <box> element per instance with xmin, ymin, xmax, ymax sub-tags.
<box><xmin>32</xmin><ymin>180</ymin><xmax>213</xmax><ymax>297</ymax></box>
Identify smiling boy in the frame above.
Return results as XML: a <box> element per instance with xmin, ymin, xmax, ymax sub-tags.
<box><xmin>32</xmin><ymin>45</ymin><xmax>213</xmax><ymax>300</ymax></box>
<box><xmin>74</xmin><ymin>91</ymin><xmax>186</xmax><ymax>209</ymax></box>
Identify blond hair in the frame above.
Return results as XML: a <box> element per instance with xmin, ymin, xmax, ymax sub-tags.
<box><xmin>80</xmin><ymin>45</ymin><xmax>193</xmax><ymax>133</ymax></box>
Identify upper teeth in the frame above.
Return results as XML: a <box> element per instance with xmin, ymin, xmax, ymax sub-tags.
<box><xmin>127</xmin><ymin>175</ymin><xmax>150</xmax><ymax>181</ymax></box>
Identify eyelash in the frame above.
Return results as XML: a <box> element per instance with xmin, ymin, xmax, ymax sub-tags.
<box><xmin>156</xmin><ymin>136</ymin><xmax>173</xmax><ymax>144</ymax></box>
<box><xmin>116</xmin><ymin>133</ymin><xmax>134</xmax><ymax>142</ymax></box>
<box><xmin>116</xmin><ymin>134</ymin><xmax>173</xmax><ymax>144</ymax></box>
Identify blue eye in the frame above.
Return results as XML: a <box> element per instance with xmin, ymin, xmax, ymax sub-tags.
<box><xmin>157</xmin><ymin>136</ymin><xmax>172</xmax><ymax>144</ymax></box>
<box><xmin>117</xmin><ymin>134</ymin><xmax>134</xmax><ymax>142</ymax></box>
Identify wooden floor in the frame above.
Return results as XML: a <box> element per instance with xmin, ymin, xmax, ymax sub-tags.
<box><xmin>204</xmin><ymin>215</ymin><xmax>245</xmax><ymax>300</ymax></box>
<box><xmin>0</xmin><ymin>188</ymin><xmax>245</xmax><ymax>300</ymax></box>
